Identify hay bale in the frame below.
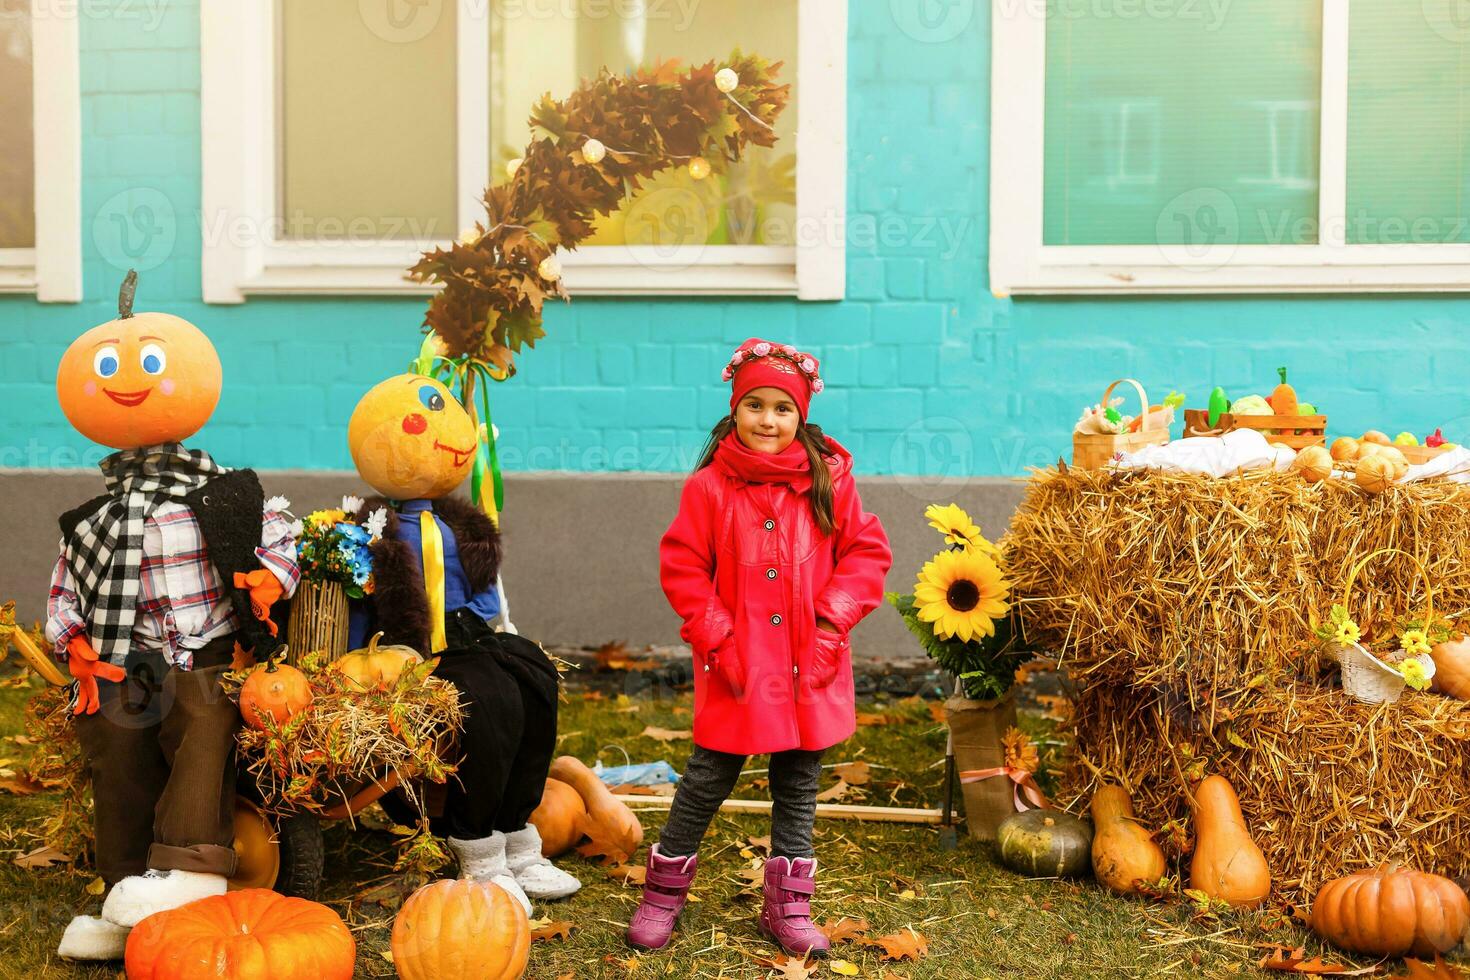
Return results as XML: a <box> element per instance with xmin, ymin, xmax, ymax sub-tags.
<box><xmin>1058</xmin><ymin>679</ymin><xmax>1470</xmax><ymax>905</ymax></box>
<box><xmin>1005</xmin><ymin>467</ymin><xmax>1470</xmax><ymax>695</ymax></box>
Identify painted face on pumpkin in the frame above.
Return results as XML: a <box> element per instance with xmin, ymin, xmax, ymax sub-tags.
<box><xmin>348</xmin><ymin>374</ymin><xmax>478</xmax><ymax>500</ymax></box>
<box><xmin>56</xmin><ymin>273</ymin><xmax>222</xmax><ymax>449</ymax></box>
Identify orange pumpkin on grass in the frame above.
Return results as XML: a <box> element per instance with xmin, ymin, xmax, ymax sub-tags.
<box><xmin>124</xmin><ymin>888</ymin><xmax>355</xmax><ymax>980</ymax></box>
<box><xmin>1189</xmin><ymin>775</ymin><xmax>1271</xmax><ymax>908</ymax></box>
<box><xmin>239</xmin><ymin>659</ymin><xmax>313</xmax><ymax>730</ymax></box>
<box><xmin>56</xmin><ymin>270</ymin><xmax>222</xmax><ymax>449</ymax></box>
<box><xmin>391</xmin><ymin>877</ymin><xmax>530</xmax><ymax>980</ymax></box>
<box><xmin>1311</xmin><ymin>864</ymin><xmax>1470</xmax><ymax>958</ymax></box>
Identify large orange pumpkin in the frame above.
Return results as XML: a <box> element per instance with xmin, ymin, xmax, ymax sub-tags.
<box><xmin>56</xmin><ymin>270</ymin><xmax>222</xmax><ymax>449</ymax></box>
<box><xmin>348</xmin><ymin>374</ymin><xmax>478</xmax><ymax>500</ymax></box>
<box><xmin>530</xmin><ymin>777</ymin><xmax>589</xmax><ymax>858</ymax></box>
<box><xmin>1311</xmin><ymin>864</ymin><xmax>1470</xmax><ymax>958</ymax></box>
<box><xmin>1430</xmin><ymin>636</ymin><xmax>1470</xmax><ymax>700</ymax></box>
<box><xmin>239</xmin><ymin>659</ymin><xmax>314</xmax><ymax>730</ymax></box>
<box><xmin>123</xmin><ymin>888</ymin><xmax>355</xmax><ymax>980</ymax></box>
<box><xmin>391</xmin><ymin>878</ymin><xmax>530</xmax><ymax>980</ymax></box>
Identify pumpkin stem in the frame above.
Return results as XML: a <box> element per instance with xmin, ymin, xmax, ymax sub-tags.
<box><xmin>118</xmin><ymin>269</ymin><xmax>138</xmax><ymax>319</ymax></box>
<box><xmin>368</xmin><ymin>631</ymin><xmax>384</xmax><ymax>655</ymax></box>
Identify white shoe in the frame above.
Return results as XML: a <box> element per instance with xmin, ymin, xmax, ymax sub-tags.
<box><xmin>505</xmin><ymin>824</ymin><xmax>582</xmax><ymax>900</ymax></box>
<box><xmin>447</xmin><ymin>832</ymin><xmax>533</xmax><ymax>917</ymax></box>
<box><xmin>57</xmin><ymin>915</ymin><xmax>130</xmax><ymax>960</ymax></box>
<box><xmin>100</xmin><ymin>869</ymin><xmax>228</xmax><ymax>928</ymax></box>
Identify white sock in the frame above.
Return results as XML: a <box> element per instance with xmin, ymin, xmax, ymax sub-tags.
<box><xmin>505</xmin><ymin>825</ymin><xmax>582</xmax><ymax>900</ymax></box>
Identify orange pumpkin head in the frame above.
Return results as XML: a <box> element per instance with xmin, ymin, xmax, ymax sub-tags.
<box><xmin>348</xmin><ymin>374</ymin><xmax>478</xmax><ymax>500</ymax></box>
<box><xmin>56</xmin><ymin>270</ymin><xmax>222</xmax><ymax>449</ymax></box>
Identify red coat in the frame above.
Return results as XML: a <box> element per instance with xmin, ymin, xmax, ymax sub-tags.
<box><xmin>660</xmin><ymin>433</ymin><xmax>893</xmax><ymax>755</ymax></box>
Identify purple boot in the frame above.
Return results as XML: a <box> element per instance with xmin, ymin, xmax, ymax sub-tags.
<box><xmin>627</xmin><ymin>844</ymin><xmax>698</xmax><ymax>951</ymax></box>
<box><xmin>758</xmin><ymin>856</ymin><xmax>831</xmax><ymax>958</ymax></box>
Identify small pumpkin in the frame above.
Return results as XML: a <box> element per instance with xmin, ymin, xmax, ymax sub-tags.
<box><xmin>1292</xmin><ymin>445</ymin><xmax>1333</xmax><ymax>483</ymax></box>
<box><xmin>1379</xmin><ymin>445</ymin><xmax>1410</xmax><ymax>479</ymax></box>
<box><xmin>239</xmin><ymin>659</ymin><xmax>313</xmax><ymax>730</ymax></box>
<box><xmin>996</xmin><ymin>809</ymin><xmax>1094</xmax><ymax>878</ymax></box>
<box><xmin>1330</xmin><ymin>437</ymin><xmax>1360</xmax><ymax>462</ymax></box>
<box><xmin>392</xmin><ymin>878</ymin><xmax>530</xmax><ymax>980</ymax></box>
<box><xmin>1189</xmin><ymin>775</ymin><xmax>1270</xmax><ymax>908</ymax></box>
<box><xmin>336</xmin><ymin>631</ymin><xmax>424</xmax><ymax>693</ymax></box>
<box><xmin>1090</xmin><ymin>785</ymin><xmax>1167</xmax><ymax>896</ymax></box>
<box><xmin>1311</xmin><ymin>863</ymin><xmax>1470</xmax><ymax>958</ymax></box>
<box><xmin>124</xmin><ymin>888</ymin><xmax>354</xmax><ymax>980</ymax></box>
<box><xmin>549</xmin><ymin>755</ymin><xmax>643</xmax><ymax>861</ymax></box>
<box><xmin>530</xmin><ymin>777</ymin><xmax>589</xmax><ymax>858</ymax></box>
<box><xmin>1361</xmin><ymin>429</ymin><xmax>1392</xmax><ymax>445</ymax></box>
<box><xmin>1430</xmin><ymin>636</ymin><xmax>1470</xmax><ymax>700</ymax></box>
<box><xmin>1356</xmin><ymin>454</ymin><xmax>1396</xmax><ymax>494</ymax></box>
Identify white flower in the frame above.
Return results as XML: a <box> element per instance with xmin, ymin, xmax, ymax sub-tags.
<box><xmin>364</xmin><ymin>507</ymin><xmax>389</xmax><ymax>543</ymax></box>
<box><xmin>753</xmin><ymin>342</ymin><xmax>772</xmax><ymax>357</ymax></box>
<box><xmin>811</xmin><ymin>378</ymin><xmax>824</xmax><ymax>393</ymax></box>
<box><xmin>287</xmin><ymin>518</ymin><xmax>305</xmax><ymax>540</ymax></box>
<box><xmin>341</xmin><ymin>494</ymin><xmax>365</xmax><ymax>514</ymax></box>
<box><xmin>265</xmin><ymin>495</ymin><xmax>291</xmax><ymax>514</ymax></box>
<box><xmin>800</xmin><ymin>357</ymin><xmax>817</xmax><ymax>374</ymax></box>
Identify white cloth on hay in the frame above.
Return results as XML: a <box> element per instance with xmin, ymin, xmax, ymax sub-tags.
<box><xmin>1402</xmin><ymin>445</ymin><xmax>1470</xmax><ymax>483</ymax></box>
<box><xmin>1113</xmin><ymin>429</ymin><xmax>1295</xmax><ymax>477</ymax></box>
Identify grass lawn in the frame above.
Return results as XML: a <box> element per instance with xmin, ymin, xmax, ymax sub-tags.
<box><xmin>0</xmin><ymin>661</ymin><xmax>1461</xmax><ymax>979</ymax></box>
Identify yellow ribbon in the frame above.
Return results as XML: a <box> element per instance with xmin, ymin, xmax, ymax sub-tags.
<box><xmin>419</xmin><ymin>510</ymin><xmax>448</xmax><ymax>654</ymax></box>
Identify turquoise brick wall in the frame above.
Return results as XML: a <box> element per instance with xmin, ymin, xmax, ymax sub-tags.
<box><xmin>4</xmin><ymin>1</ymin><xmax>1469</xmax><ymax>477</ymax></box>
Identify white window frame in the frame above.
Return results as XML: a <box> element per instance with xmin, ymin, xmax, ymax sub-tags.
<box><xmin>0</xmin><ymin>1</ymin><xmax>81</xmax><ymax>302</ymax></box>
<box><xmin>201</xmin><ymin>0</ymin><xmax>844</xmax><ymax>304</ymax></box>
<box><xmin>990</xmin><ymin>0</ymin><xmax>1470</xmax><ymax>295</ymax></box>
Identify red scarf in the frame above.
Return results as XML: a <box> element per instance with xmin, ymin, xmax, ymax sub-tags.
<box><xmin>712</xmin><ymin>430</ymin><xmax>813</xmax><ymax>492</ymax></box>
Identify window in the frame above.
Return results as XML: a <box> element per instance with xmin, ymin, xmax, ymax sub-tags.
<box><xmin>991</xmin><ymin>0</ymin><xmax>1470</xmax><ymax>294</ymax></box>
<box><xmin>0</xmin><ymin>1</ymin><xmax>80</xmax><ymax>302</ymax></box>
<box><xmin>202</xmin><ymin>0</ymin><xmax>844</xmax><ymax>303</ymax></box>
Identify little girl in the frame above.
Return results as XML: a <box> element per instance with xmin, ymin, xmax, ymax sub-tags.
<box><xmin>628</xmin><ymin>338</ymin><xmax>892</xmax><ymax>957</ymax></box>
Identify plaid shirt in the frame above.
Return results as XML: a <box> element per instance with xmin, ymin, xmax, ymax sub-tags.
<box><xmin>46</xmin><ymin>505</ymin><xmax>299</xmax><ymax>670</ymax></box>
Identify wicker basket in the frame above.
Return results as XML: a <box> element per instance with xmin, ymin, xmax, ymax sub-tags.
<box><xmin>1072</xmin><ymin>379</ymin><xmax>1169</xmax><ymax>470</ymax></box>
<box><xmin>286</xmin><ymin>579</ymin><xmax>350</xmax><ymax>665</ymax></box>
<box><xmin>1329</xmin><ymin>548</ymin><xmax>1438</xmax><ymax>705</ymax></box>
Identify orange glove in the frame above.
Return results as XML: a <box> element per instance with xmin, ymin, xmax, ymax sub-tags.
<box><xmin>234</xmin><ymin>569</ymin><xmax>284</xmax><ymax>637</ymax></box>
<box><xmin>66</xmin><ymin>636</ymin><xmax>126</xmax><ymax>716</ymax></box>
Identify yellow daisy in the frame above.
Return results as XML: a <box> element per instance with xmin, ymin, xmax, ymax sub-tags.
<box><xmin>913</xmin><ymin>547</ymin><xmax>1011</xmax><ymax>643</ymax></box>
<box><xmin>1401</xmin><ymin>629</ymin><xmax>1431</xmax><ymax>658</ymax></box>
<box><xmin>306</xmin><ymin>508</ymin><xmax>348</xmax><ymax>528</ymax></box>
<box><xmin>923</xmin><ymin>503</ymin><xmax>999</xmax><ymax>556</ymax></box>
<box><xmin>1399</xmin><ymin>657</ymin><xmax>1430</xmax><ymax>691</ymax></box>
<box><xmin>1333</xmin><ymin>619</ymin><xmax>1361</xmax><ymax>646</ymax></box>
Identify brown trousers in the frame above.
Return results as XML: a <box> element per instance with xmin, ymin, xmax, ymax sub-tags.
<box><xmin>73</xmin><ymin>635</ymin><xmax>240</xmax><ymax>884</ymax></box>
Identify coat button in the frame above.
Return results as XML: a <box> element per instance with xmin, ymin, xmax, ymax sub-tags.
<box><xmin>766</xmin><ymin>568</ymin><xmax>777</xmax><ymax>579</ymax></box>
<box><xmin>770</xmin><ymin>614</ymin><xmax>782</xmax><ymax>626</ymax></box>
<box><xmin>793</xmin><ymin>665</ymin><xmax>799</xmax><ymax>675</ymax></box>
<box><xmin>763</xmin><ymin>519</ymin><xmax>775</xmax><ymax>530</ymax></box>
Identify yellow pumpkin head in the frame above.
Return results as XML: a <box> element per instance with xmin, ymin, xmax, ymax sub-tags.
<box><xmin>348</xmin><ymin>374</ymin><xmax>477</xmax><ymax>499</ymax></box>
<box><xmin>56</xmin><ymin>271</ymin><xmax>222</xmax><ymax>449</ymax></box>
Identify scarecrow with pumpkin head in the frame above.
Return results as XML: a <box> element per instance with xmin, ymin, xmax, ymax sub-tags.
<box><xmin>343</xmin><ymin>372</ymin><xmax>579</xmax><ymax>913</ymax></box>
<box><xmin>46</xmin><ymin>272</ymin><xmax>299</xmax><ymax>960</ymax></box>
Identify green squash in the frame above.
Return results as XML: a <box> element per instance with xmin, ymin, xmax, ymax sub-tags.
<box><xmin>996</xmin><ymin>809</ymin><xmax>1094</xmax><ymax>878</ymax></box>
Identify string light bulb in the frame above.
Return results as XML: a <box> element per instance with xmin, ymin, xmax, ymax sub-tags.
<box><xmin>538</xmin><ymin>254</ymin><xmax>563</xmax><ymax>281</ymax></box>
<box><xmin>581</xmin><ymin>138</ymin><xmax>606</xmax><ymax>164</ymax></box>
<box><xmin>715</xmin><ymin>68</ymin><xmax>739</xmax><ymax>93</ymax></box>
<box><xmin>505</xmin><ymin>157</ymin><xmax>523</xmax><ymax>178</ymax></box>
<box><xmin>688</xmin><ymin>156</ymin><xmax>712</xmax><ymax>180</ymax></box>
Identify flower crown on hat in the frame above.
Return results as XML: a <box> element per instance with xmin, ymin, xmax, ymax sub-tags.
<box><xmin>722</xmin><ymin>341</ymin><xmax>824</xmax><ymax>393</ymax></box>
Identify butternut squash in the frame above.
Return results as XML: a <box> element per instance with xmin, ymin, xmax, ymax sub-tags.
<box><xmin>529</xmin><ymin>777</ymin><xmax>589</xmax><ymax>858</ymax></box>
<box><xmin>1189</xmin><ymin>775</ymin><xmax>1270</xmax><ymax>908</ymax></box>
<box><xmin>1090</xmin><ymin>785</ymin><xmax>1167</xmax><ymax>896</ymax></box>
<box><xmin>548</xmin><ymin>756</ymin><xmax>643</xmax><ymax>863</ymax></box>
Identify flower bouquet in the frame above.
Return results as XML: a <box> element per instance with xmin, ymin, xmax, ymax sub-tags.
<box><xmin>1315</xmin><ymin>547</ymin><xmax>1442</xmax><ymax>705</ymax></box>
<box><xmin>888</xmin><ymin>504</ymin><xmax>1032</xmax><ymax>841</ymax></box>
<box><xmin>282</xmin><ymin>495</ymin><xmax>388</xmax><ymax>663</ymax></box>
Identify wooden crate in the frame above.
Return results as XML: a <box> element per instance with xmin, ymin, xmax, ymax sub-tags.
<box><xmin>1399</xmin><ymin>443</ymin><xmax>1451</xmax><ymax>465</ymax></box>
<box><xmin>1072</xmin><ymin>378</ymin><xmax>1169</xmax><ymax>470</ymax></box>
<box><xmin>1183</xmin><ymin>409</ymin><xmax>1327</xmax><ymax>450</ymax></box>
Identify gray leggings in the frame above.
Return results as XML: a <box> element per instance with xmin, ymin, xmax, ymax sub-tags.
<box><xmin>657</xmin><ymin>745</ymin><xmax>824</xmax><ymax>859</ymax></box>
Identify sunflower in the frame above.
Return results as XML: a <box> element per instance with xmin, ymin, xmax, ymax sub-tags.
<box><xmin>924</xmin><ymin>503</ymin><xmax>999</xmax><ymax>556</ymax></box>
<box><xmin>913</xmin><ymin>547</ymin><xmax>1010</xmax><ymax>643</ymax></box>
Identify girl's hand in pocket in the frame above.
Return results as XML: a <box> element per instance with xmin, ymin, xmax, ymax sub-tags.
<box><xmin>810</xmin><ymin>626</ymin><xmax>848</xmax><ymax>689</ymax></box>
<box><xmin>712</xmin><ymin>635</ymin><xmax>747</xmax><ymax>697</ymax></box>
<box><xmin>816</xmin><ymin>617</ymin><xmax>839</xmax><ymax>633</ymax></box>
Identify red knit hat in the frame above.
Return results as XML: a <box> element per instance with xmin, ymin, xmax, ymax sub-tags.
<box><xmin>724</xmin><ymin>338</ymin><xmax>823</xmax><ymax>419</ymax></box>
